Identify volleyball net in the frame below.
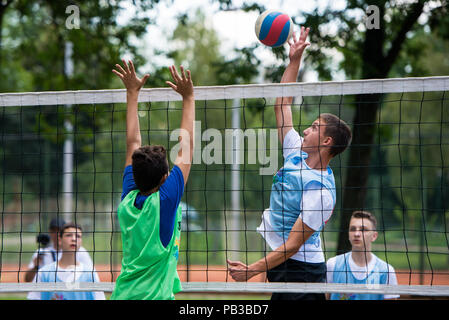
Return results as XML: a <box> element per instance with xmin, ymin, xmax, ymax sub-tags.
<box><xmin>0</xmin><ymin>76</ymin><xmax>448</xmax><ymax>297</ymax></box>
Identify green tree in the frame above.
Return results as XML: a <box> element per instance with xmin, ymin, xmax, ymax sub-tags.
<box><xmin>378</xmin><ymin>29</ymin><xmax>449</xmax><ymax>236</ymax></box>
<box><xmin>169</xmin><ymin>9</ymin><xmax>224</xmax><ymax>86</ymax></box>
<box><xmin>0</xmin><ymin>0</ymin><xmax>159</xmax><ymax>196</ymax></box>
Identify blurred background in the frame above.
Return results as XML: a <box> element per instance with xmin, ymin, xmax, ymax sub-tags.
<box><xmin>0</xmin><ymin>0</ymin><xmax>448</xmax><ymax>297</ymax></box>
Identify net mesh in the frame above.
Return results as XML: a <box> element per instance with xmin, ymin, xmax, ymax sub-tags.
<box><xmin>0</xmin><ymin>76</ymin><xmax>448</xmax><ymax>297</ymax></box>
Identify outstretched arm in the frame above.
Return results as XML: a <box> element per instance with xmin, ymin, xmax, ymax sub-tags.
<box><xmin>112</xmin><ymin>60</ymin><xmax>150</xmax><ymax>167</ymax></box>
<box><xmin>275</xmin><ymin>26</ymin><xmax>310</xmax><ymax>144</ymax></box>
<box><xmin>166</xmin><ymin>65</ymin><xmax>195</xmax><ymax>185</ymax></box>
<box><xmin>227</xmin><ymin>216</ymin><xmax>315</xmax><ymax>281</ymax></box>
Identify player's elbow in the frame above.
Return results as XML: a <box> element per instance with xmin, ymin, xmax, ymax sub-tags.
<box><xmin>178</xmin><ymin>129</ymin><xmax>194</xmax><ymax>159</ymax></box>
<box><xmin>176</xmin><ymin>142</ymin><xmax>193</xmax><ymax>168</ymax></box>
<box><xmin>282</xmin><ymin>239</ymin><xmax>302</xmax><ymax>258</ymax></box>
<box><xmin>285</xmin><ymin>231</ymin><xmax>311</xmax><ymax>255</ymax></box>
<box><xmin>288</xmin><ymin>242</ymin><xmax>302</xmax><ymax>256</ymax></box>
<box><xmin>126</xmin><ymin>138</ymin><xmax>141</xmax><ymax>150</ymax></box>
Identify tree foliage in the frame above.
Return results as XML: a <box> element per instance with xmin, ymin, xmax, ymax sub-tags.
<box><xmin>0</xmin><ymin>0</ymin><xmax>157</xmax><ymax>196</ymax></box>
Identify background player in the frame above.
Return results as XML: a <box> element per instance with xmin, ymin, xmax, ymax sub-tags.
<box><xmin>27</xmin><ymin>223</ymin><xmax>105</xmax><ymax>300</ymax></box>
<box><xmin>326</xmin><ymin>211</ymin><xmax>399</xmax><ymax>300</ymax></box>
<box><xmin>25</xmin><ymin>218</ymin><xmax>93</xmax><ymax>282</ymax></box>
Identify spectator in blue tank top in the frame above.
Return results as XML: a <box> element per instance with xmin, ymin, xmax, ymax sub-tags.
<box><xmin>27</xmin><ymin>223</ymin><xmax>105</xmax><ymax>300</ymax></box>
<box><xmin>326</xmin><ymin>211</ymin><xmax>399</xmax><ymax>300</ymax></box>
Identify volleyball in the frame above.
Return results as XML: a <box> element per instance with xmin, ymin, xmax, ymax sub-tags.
<box><xmin>255</xmin><ymin>10</ymin><xmax>293</xmax><ymax>48</ymax></box>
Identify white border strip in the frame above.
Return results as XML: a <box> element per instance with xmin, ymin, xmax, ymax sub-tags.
<box><xmin>181</xmin><ymin>282</ymin><xmax>449</xmax><ymax>297</ymax></box>
<box><xmin>1</xmin><ymin>76</ymin><xmax>448</xmax><ymax>107</ymax></box>
<box><xmin>1</xmin><ymin>282</ymin><xmax>448</xmax><ymax>296</ymax></box>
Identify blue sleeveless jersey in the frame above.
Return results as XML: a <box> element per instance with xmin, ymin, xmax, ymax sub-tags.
<box><xmin>38</xmin><ymin>262</ymin><xmax>98</xmax><ymax>300</ymax></box>
<box><xmin>330</xmin><ymin>253</ymin><xmax>391</xmax><ymax>300</ymax></box>
<box><xmin>269</xmin><ymin>150</ymin><xmax>336</xmax><ymax>241</ymax></box>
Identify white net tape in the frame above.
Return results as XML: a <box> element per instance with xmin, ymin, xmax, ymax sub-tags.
<box><xmin>1</xmin><ymin>76</ymin><xmax>448</xmax><ymax>106</ymax></box>
<box><xmin>1</xmin><ymin>282</ymin><xmax>448</xmax><ymax>296</ymax></box>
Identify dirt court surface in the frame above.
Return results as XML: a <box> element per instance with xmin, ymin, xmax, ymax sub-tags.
<box><xmin>1</xmin><ymin>264</ymin><xmax>448</xmax><ymax>286</ymax></box>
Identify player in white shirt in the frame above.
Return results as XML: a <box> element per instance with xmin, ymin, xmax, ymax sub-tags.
<box><xmin>27</xmin><ymin>223</ymin><xmax>105</xmax><ymax>300</ymax></box>
<box><xmin>326</xmin><ymin>211</ymin><xmax>399</xmax><ymax>300</ymax></box>
<box><xmin>226</xmin><ymin>26</ymin><xmax>352</xmax><ymax>300</ymax></box>
<box><xmin>25</xmin><ymin>218</ymin><xmax>93</xmax><ymax>283</ymax></box>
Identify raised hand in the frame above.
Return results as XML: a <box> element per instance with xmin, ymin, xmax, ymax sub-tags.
<box><xmin>112</xmin><ymin>59</ymin><xmax>150</xmax><ymax>93</ymax></box>
<box><xmin>288</xmin><ymin>26</ymin><xmax>310</xmax><ymax>63</ymax></box>
<box><xmin>166</xmin><ymin>65</ymin><xmax>193</xmax><ymax>99</ymax></box>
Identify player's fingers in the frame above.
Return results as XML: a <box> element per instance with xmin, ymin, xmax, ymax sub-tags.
<box><xmin>122</xmin><ymin>59</ymin><xmax>129</xmax><ymax>73</ymax></box>
<box><xmin>291</xmin><ymin>31</ymin><xmax>297</xmax><ymax>43</ymax></box>
<box><xmin>304</xmin><ymin>27</ymin><xmax>310</xmax><ymax>40</ymax></box>
<box><xmin>168</xmin><ymin>65</ymin><xmax>176</xmax><ymax>80</ymax></box>
<box><xmin>186</xmin><ymin>70</ymin><xmax>193</xmax><ymax>84</ymax></box>
<box><xmin>115</xmin><ymin>63</ymin><xmax>126</xmax><ymax>75</ymax></box>
<box><xmin>226</xmin><ymin>259</ymin><xmax>238</xmax><ymax>266</ymax></box>
<box><xmin>122</xmin><ymin>59</ymin><xmax>130</xmax><ymax>73</ymax></box>
<box><xmin>112</xmin><ymin>69</ymin><xmax>124</xmax><ymax>79</ymax></box>
<box><xmin>229</xmin><ymin>273</ymin><xmax>238</xmax><ymax>280</ymax></box>
<box><xmin>231</xmin><ymin>274</ymin><xmax>244</xmax><ymax>282</ymax></box>
<box><xmin>299</xmin><ymin>42</ymin><xmax>311</xmax><ymax>51</ymax></box>
<box><xmin>141</xmin><ymin>74</ymin><xmax>150</xmax><ymax>85</ymax></box>
<box><xmin>172</xmin><ymin>65</ymin><xmax>182</xmax><ymax>82</ymax></box>
<box><xmin>301</xmin><ymin>27</ymin><xmax>309</xmax><ymax>41</ymax></box>
<box><xmin>166</xmin><ymin>81</ymin><xmax>177</xmax><ymax>91</ymax></box>
<box><xmin>168</xmin><ymin>65</ymin><xmax>176</xmax><ymax>81</ymax></box>
<box><xmin>180</xmin><ymin>65</ymin><xmax>187</xmax><ymax>81</ymax></box>
<box><xmin>169</xmin><ymin>65</ymin><xmax>182</xmax><ymax>83</ymax></box>
<box><xmin>227</xmin><ymin>260</ymin><xmax>246</xmax><ymax>269</ymax></box>
<box><xmin>129</xmin><ymin>60</ymin><xmax>136</xmax><ymax>75</ymax></box>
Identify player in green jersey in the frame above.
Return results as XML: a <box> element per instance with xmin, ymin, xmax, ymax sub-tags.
<box><xmin>110</xmin><ymin>60</ymin><xmax>195</xmax><ymax>300</ymax></box>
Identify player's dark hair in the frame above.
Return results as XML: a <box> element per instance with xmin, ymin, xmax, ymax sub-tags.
<box><xmin>319</xmin><ymin>113</ymin><xmax>352</xmax><ymax>157</ymax></box>
<box><xmin>59</xmin><ymin>223</ymin><xmax>83</xmax><ymax>237</ymax></box>
<box><xmin>351</xmin><ymin>211</ymin><xmax>377</xmax><ymax>230</ymax></box>
<box><xmin>132</xmin><ymin>145</ymin><xmax>169</xmax><ymax>193</ymax></box>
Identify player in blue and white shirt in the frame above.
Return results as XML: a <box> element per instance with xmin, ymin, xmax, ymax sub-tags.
<box><xmin>27</xmin><ymin>223</ymin><xmax>105</xmax><ymax>300</ymax></box>
<box><xmin>25</xmin><ymin>218</ymin><xmax>93</xmax><ymax>283</ymax></box>
<box><xmin>326</xmin><ymin>211</ymin><xmax>399</xmax><ymax>300</ymax></box>
<box><xmin>227</xmin><ymin>26</ymin><xmax>352</xmax><ymax>300</ymax></box>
